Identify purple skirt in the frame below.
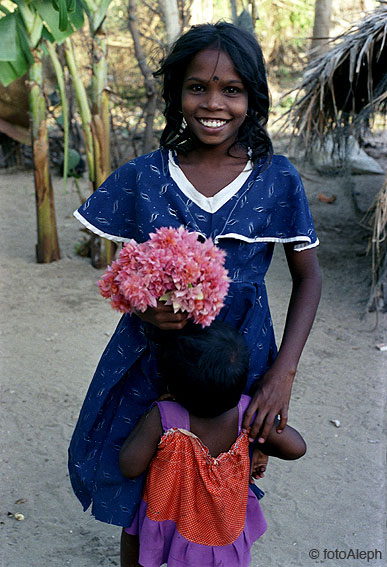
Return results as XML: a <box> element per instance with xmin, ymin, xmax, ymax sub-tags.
<box><xmin>125</xmin><ymin>486</ymin><xmax>267</xmax><ymax>567</ymax></box>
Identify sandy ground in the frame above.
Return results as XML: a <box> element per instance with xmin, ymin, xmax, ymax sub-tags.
<box><xmin>0</xmin><ymin>146</ymin><xmax>386</xmax><ymax>567</ymax></box>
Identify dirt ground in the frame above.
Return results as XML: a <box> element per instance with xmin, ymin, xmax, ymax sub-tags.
<box><xmin>0</xmin><ymin>141</ymin><xmax>385</xmax><ymax>567</ymax></box>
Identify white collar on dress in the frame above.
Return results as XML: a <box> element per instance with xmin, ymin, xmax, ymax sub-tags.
<box><xmin>168</xmin><ymin>150</ymin><xmax>253</xmax><ymax>214</ymax></box>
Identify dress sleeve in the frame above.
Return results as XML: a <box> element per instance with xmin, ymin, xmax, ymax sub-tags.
<box><xmin>73</xmin><ymin>161</ymin><xmax>138</xmax><ymax>242</ymax></box>
<box><xmin>215</xmin><ymin>157</ymin><xmax>319</xmax><ymax>252</ymax></box>
<box><xmin>264</xmin><ymin>158</ymin><xmax>319</xmax><ymax>251</ymax></box>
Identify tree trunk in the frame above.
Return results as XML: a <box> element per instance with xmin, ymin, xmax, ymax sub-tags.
<box><xmin>128</xmin><ymin>0</ymin><xmax>158</xmax><ymax>155</ymax></box>
<box><xmin>310</xmin><ymin>0</ymin><xmax>332</xmax><ymax>59</ymax></box>
<box><xmin>159</xmin><ymin>0</ymin><xmax>180</xmax><ymax>46</ymax></box>
<box><xmin>142</xmin><ymin>95</ymin><xmax>158</xmax><ymax>155</ymax></box>
<box><xmin>91</xmin><ymin>20</ymin><xmax>110</xmax><ymax>188</ymax></box>
<box><xmin>29</xmin><ymin>48</ymin><xmax>60</xmax><ymax>263</ymax></box>
<box><xmin>190</xmin><ymin>0</ymin><xmax>213</xmax><ymax>25</ymax></box>
<box><xmin>90</xmin><ymin>17</ymin><xmax>115</xmax><ymax>269</ymax></box>
<box><xmin>230</xmin><ymin>0</ymin><xmax>237</xmax><ymax>24</ymax></box>
<box><xmin>250</xmin><ymin>1</ymin><xmax>259</xmax><ymax>26</ymax></box>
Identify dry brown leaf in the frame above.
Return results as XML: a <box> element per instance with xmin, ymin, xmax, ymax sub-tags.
<box><xmin>14</xmin><ymin>498</ymin><xmax>27</xmax><ymax>505</ymax></box>
<box><xmin>318</xmin><ymin>193</ymin><xmax>337</xmax><ymax>204</ymax></box>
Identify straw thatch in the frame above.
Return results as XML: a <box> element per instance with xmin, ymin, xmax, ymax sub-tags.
<box><xmin>361</xmin><ymin>176</ymin><xmax>387</xmax><ymax>311</ymax></box>
<box><xmin>282</xmin><ymin>3</ymin><xmax>387</xmax><ymax>145</ymax></box>
<box><xmin>282</xmin><ymin>3</ymin><xmax>387</xmax><ymax>312</ymax></box>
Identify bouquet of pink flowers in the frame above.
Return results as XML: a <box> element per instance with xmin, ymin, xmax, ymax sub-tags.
<box><xmin>97</xmin><ymin>226</ymin><xmax>230</xmax><ymax>327</ymax></box>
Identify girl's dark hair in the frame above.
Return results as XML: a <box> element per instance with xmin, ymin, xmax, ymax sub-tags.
<box><xmin>154</xmin><ymin>21</ymin><xmax>273</xmax><ymax>164</ymax></box>
<box><xmin>157</xmin><ymin>320</ymin><xmax>249</xmax><ymax>417</ymax></box>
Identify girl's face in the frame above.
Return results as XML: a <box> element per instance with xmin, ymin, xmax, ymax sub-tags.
<box><xmin>181</xmin><ymin>48</ymin><xmax>248</xmax><ymax>151</ymax></box>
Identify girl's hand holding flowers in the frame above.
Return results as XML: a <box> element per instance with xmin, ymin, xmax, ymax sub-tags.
<box><xmin>134</xmin><ymin>301</ymin><xmax>188</xmax><ymax>331</ymax></box>
<box><xmin>97</xmin><ymin>226</ymin><xmax>230</xmax><ymax>329</ymax></box>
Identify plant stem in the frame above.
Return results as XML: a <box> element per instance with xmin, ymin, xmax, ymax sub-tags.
<box><xmin>46</xmin><ymin>40</ymin><xmax>69</xmax><ymax>192</ymax></box>
<box><xmin>91</xmin><ymin>17</ymin><xmax>110</xmax><ymax>187</ymax></box>
<box><xmin>64</xmin><ymin>37</ymin><xmax>95</xmax><ymax>183</ymax></box>
<box><xmin>29</xmin><ymin>47</ymin><xmax>60</xmax><ymax>263</ymax></box>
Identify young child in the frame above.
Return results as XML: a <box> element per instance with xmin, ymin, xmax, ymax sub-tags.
<box><xmin>69</xmin><ymin>21</ymin><xmax>321</xmax><ymax>564</ymax></box>
<box><xmin>119</xmin><ymin>321</ymin><xmax>306</xmax><ymax>567</ymax></box>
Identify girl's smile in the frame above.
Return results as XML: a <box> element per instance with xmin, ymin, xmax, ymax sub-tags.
<box><xmin>197</xmin><ymin>118</ymin><xmax>230</xmax><ymax>128</ymax></box>
<box><xmin>181</xmin><ymin>48</ymin><xmax>248</xmax><ymax>150</ymax></box>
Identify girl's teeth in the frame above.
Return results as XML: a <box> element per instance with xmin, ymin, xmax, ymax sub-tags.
<box><xmin>199</xmin><ymin>119</ymin><xmax>227</xmax><ymax>128</ymax></box>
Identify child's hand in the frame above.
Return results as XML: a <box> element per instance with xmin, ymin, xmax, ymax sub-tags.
<box><xmin>135</xmin><ymin>301</ymin><xmax>188</xmax><ymax>330</ymax></box>
<box><xmin>157</xmin><ymin>393</ymin><xmax>175</xmax><ymax>401</ymax></box>
<box><xmin>250</xmin><ymin>447</ymin><xmax>269</xmax><ymax>482</ymax></box>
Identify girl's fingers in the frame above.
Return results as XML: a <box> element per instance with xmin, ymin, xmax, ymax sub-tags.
<box><xmin>137</xmin><ymin>302</ymin><xmax>188</xmax><ymax>329</ymax></box>
<box><xmin>158</xmin><ymin>319</ymin><xmax>188</xmax><ymax>330</ymax></box>
<box><xmin>242</xmin><ymin>396</ymin><xmax>260</xmax><ymax>431</ymax></box>
<box><xmin>157</xmin><ymin>311</ymin><xmax>187</xmax><ymax>322</ymax></box>
<box><xmin>155</xmin><ymin>303</ymin><xmax>187</xmax><ymax>319</ymax></box>
<box><xmin>248</xmin><ymin>410</ymin><xmax>271</xmax><ymax>443</ymax></box>
<box><xmin>276</xmin><ymin>410</ymin><xmax>288</xmax><ymax>433</ymax></box>
<box><xmin>154</xmin><ymin>302</ymin><xmax>175</xmax><ymax>312</ymax></box>
<box><xmin>256</xmin><ymin>411</ymin><xmax>278</xmax><ymax>443</ymax></box>
<box><xmin>156</xmin><ymin>311</ymin><xmax>188</xmax><ymax>330</ymax></box>
<box><xmin>248</xmin><ymin>413</ymin><xmax>265</xmax><ymax>443</ymax></box>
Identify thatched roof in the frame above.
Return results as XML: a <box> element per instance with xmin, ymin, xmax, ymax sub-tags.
<box><xmin>361</xmin><ymin>175</ymin><xmax>387</xmax><ymax>310</ymax></box>
<box><xmin>282</xmin><ymin>3</ymin><xmax>387</xmax><ymax>144</ymax></box>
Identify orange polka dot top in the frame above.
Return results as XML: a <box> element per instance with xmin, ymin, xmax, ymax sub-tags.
<box><xmin>145</xmin><ymin>420</ymin><xmax>248</xmax><ymax>545</ymax></box>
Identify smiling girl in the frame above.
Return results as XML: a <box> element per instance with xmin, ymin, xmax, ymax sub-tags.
<box><xmin>69</xmin><ymin>22</ymin><xmax>321</xmax><ymax>566</ymax></box>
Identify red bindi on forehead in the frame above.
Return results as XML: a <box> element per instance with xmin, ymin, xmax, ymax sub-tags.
<box><xmin>184</xmin><ymin>49</ymin><xmax>242</xmax><ymax>84</ymax></box>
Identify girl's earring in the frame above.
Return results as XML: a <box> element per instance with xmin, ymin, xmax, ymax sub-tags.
<box><xmin>178</xmin><ymin>117</ymin><xmax>187</xmax><ymax>135</ymax></box>
<box><xmin>177</xmin><ymin>109</ymin><xmax>187</xmax><ymax>127</ymax></box>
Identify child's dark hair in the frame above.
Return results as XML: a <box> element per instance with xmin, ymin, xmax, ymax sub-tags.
<box><xmin>154</xmin><ymin>21</ymin><xmax>273</xmax><ymax>165</ymax></box>
<box><xmin>157</xmin><ymin>320</ymin><xmax>249</xmax><ymax>418</ymax></box>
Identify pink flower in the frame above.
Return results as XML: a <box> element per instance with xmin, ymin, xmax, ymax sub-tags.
<box><xmin>97</xmin><ymin>226</ymin><xmax>230</xmax><ymax>327</ymax></box>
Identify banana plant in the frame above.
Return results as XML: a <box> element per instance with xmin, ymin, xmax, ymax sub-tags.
<box><xmin>81</xmin><ymin>0</ymin><xmax>115</xmax><ymax>268</ymax></box>
<box><xmin>0</xmin><ymin>1</ymin><xmax>84</xmax><ymax>262</ymax></box>
<box><xmin>52</xmin><ymin>0</ymin><xmax>77</xmax><ymax>31</ymax></box>
<box><xmin>50</xmin><ymin>0</ymin><xmax>115</xmax><ymax>267</ymax></box>
<box><xmin>63</xmin><ymin>36</ymin><xmax>95</xmax><ymax>186</ymax></box>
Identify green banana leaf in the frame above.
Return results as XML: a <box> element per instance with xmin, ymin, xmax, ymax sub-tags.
<box><xmin>81</xmin><ymin>0</ymin><xmax>112</xmax><ymax>33</ymax></box>
<box><xmin>0</xmin><ymin>59</ymin><xmax>27</xmax><ymax>86</ymax></box>
<box><xmin>0</xmin><ymin>13</ymin><xmax>30</xmax><ymax>85</ymax></box>
<box><xmin>15</xmin><ymin>13</ymin><xmax>36</xmax><ymax>66</ymax></box>
<box><xmin>0</xmin><ymin>13</ymin><xmax>18</xmax><ymax>61</ymax></box>
<box><xmin>0</xmin><ymin>1</ymin><xmax>84</xmax><ymax>86</ymax></box>
<box><xmin>34</xmin><ymin>0</ymin><xmax>84</xmax><ymax>43</ymax></box>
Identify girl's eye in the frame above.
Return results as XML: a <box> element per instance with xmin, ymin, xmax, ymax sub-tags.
<box><xmin>189</xmin><ymin>84</ymin><xmax>205</xmax><ymax>92</ymax></box>
<box><xmin>225</xmin><ymin>86</ymin><xmax>242</xmax><ymax>94</ymax></box>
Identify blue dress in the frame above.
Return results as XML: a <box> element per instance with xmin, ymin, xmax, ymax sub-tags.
<box><xmin>69</xmin><ymin>148</ymin><xmax>318</xmax><ymax>527</ymax></box>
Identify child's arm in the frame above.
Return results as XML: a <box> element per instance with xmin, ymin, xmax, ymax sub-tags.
<box><xmin>250</xmin><ymin>424</ymin><xmax>306</xmax><ymax>482</ymax></box>
<box><xmin>257</xmin><ymin>422</ymin><xmax>306</xmax><ymax>460</ymax></box>
<box><xmin>119</xmin><ymin>405</ymin><xmax>163</xmax><ymax>478</ymax></box>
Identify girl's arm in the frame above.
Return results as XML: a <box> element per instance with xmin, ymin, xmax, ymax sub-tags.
<box><xmin>119</xmin><ymin>406</ymin><xmax>163</xmax><ymax>478</ymax></box>
<box><xmin>243</xmin><ymin>246</ymin><xmax>322</xmax><ymax>443</ymax></box>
